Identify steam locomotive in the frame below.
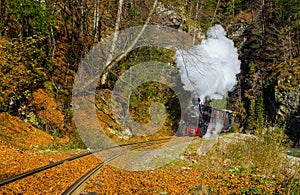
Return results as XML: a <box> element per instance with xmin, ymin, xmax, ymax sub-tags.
<box><xmin>178</xmin><ymin>98</ymin><xmax>233</xmax><ymax>137</ymax></box>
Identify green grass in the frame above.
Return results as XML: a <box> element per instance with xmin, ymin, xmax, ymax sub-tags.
<box><xmin>166</xmin><ymin>122</ymin><xmax>300</xmax><ymax>193</ymax></box>
<box><xmin>288</xmin><ymin>148</ymin><xmax>300</xmax><ymax>158</ymax></box>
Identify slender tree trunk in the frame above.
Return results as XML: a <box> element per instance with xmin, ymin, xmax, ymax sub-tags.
<box><xmin>261</xmin><ymin>0</ymin><xmax>265</xmax><ymax>35</ymax></box>
<box><xmin>0</xmin><ymin>0</ymin><xmax>6</xmax><ymax>36</ymax></box>
<box><xmin>93</xmin><ymin>0</ymin><xmax>101</xmax><ymax>42</ymax></box>
<box><xmin>71</xmin><ymin>1</ymin><xmax>76</xmax><ymax>44</ymax></box>
<box><xmin>193</xmin><ymin>0</ymin><xmax>201</xmax><ymax>45</ymax></box>
<box><xmin>80</xmin><ymin>0</ymin><xmax>84</xmax><ymax>38</ymax></box>
<box><xmin>101</xmin><ymin>0</ymin><xmax>124</xmax><ymax>84</ymax></box>
<box><xmin>232</xmin><ymin>0</ymin><xmax>235</xmax><ymax>18</ymax></box>
<box><xmin>50</xmin><ymin>2</ymin><xmax>57</xmax><ymax>57</ymax></box>
<box><xmin>106</xmin><ymin>0</ymin><xmax>124</xmax><ymax>66</ymax></box>
<box><xmin>211</xmin><ymin>0</ymin><xmax>220</xmax><ymax>27</ymax></box>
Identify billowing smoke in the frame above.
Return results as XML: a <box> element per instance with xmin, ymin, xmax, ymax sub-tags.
<box><xmin>175</xmin><ymin>24</ymin><xmax>240</xmax><ymax>102</ymax></box>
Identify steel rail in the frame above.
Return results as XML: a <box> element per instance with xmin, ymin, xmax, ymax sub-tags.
<box><xmin>0</xmin><ymin>138</ymin><xmax>170</xmax><ymax>186</ymax></box>
<box><xmin>62</xmin><ymin>139</ymin><xmax>170</xmax><ymax>195</ymax></box>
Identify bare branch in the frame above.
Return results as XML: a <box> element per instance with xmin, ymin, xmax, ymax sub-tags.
<box><xmin>101</xmin><ymin>0</ymin><xmax>158</xmax><ymax>81</ymax></box>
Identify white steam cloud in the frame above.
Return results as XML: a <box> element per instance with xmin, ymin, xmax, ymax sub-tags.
<box><xmin>175</xmin><ymin>24</ymin><xmax>240</xmax><ymax>101</ymax></box>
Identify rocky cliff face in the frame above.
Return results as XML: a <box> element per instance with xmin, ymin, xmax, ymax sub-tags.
<box><xmin>155</xmin><ymin>1</ymin><xmax>186</xmax><ymax>29</ymax></box>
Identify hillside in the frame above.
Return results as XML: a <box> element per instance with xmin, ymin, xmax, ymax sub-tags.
<box><xmin>0</xmin><ymin>112</ymin><xmax>79</xmax><ymax>180</ymax></box>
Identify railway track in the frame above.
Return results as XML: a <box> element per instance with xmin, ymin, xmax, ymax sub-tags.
<box><xmin>0</xmin><ymin>138</ymin><xmax>170</xmax><ymax>188</ymax></box>
<box><xmin>62</xmin><ymin>139</ymin><xmax>170</xmax><ymax>195</ymax></box>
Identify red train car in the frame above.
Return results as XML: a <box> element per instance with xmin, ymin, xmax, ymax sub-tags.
<box><xmin>183</xmin><ymin>126</ymin><xmax>206</xmax><ymax>137</ymax></box>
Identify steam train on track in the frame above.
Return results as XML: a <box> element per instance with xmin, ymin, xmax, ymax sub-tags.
<box><xmin>178</xmin><ymin>98</ymin><xmax>233</xmax><ymax>137</ymax></box>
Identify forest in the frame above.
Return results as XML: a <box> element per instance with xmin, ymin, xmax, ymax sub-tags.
<box><xmin>0</xmin><ymin>0</ymin><xmax>299</xmax><ymax>146</ymax></box>
<box><xmin>1</xmin><ymin>0</ymin><xmax>300</xmax><ymax>194</ymax></box>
